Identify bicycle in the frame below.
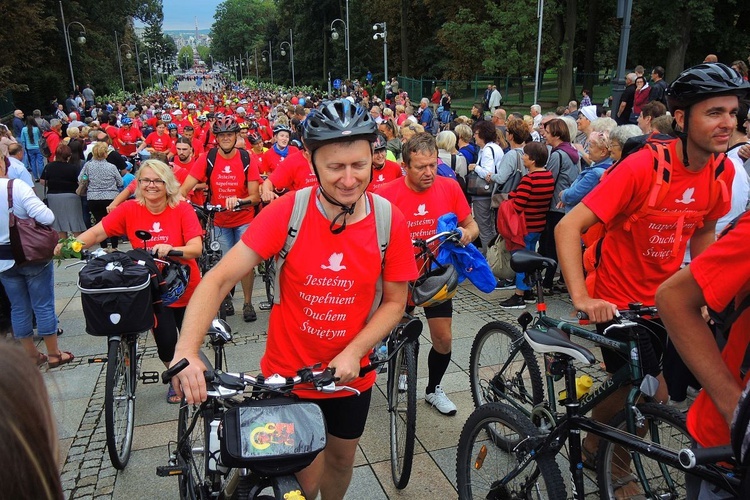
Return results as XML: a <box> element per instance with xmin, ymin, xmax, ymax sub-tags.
<box><xmin>258</xmin><ymin>256</ymin><xmax>275</xmax><ymax>311</ymax></box>
<box><xmin>158</xmin><ymin>356</ymin><xmax>364</xmax><ymax>499</ymax></box>
<box><xmin>191</xmin><ymin>200</ymin><xmax>252</xmax><ymax>319</ymax></box>
<box><xmin>456</xmin><ymin>325</ymin><xmax>742</xmax><ymax>499</ymax></box>
<box><xmin>75</xmin><ymin>237</ymin><xmax>184</xmax><ymax>469</ymax></box>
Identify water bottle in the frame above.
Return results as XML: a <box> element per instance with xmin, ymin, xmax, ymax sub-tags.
<box><xmin>208</xmin><ymin>418</ymin><xmax>228</xmax><ymax>473</ymax></box>
<box><xmin>558</xmin><ymin>375</ymin><xmax>594</xmax><ymax>402</ymax></box>
<box><xmin>375</xmin><ymin>341</ymin><xmax>388</xmax><ymax>374</ymax></box>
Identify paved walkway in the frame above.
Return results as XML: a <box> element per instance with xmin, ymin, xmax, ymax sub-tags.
<box><xmin>43</xmin><ymin>243</ymin><xmax>589</xmax><ymax>499</ymax></box>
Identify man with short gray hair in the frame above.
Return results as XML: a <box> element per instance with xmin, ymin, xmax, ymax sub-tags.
<box><xmin>6</xmin><ymin>143</ymin><xmax>35</xmax><ymax>187</ymax></box>
<box><xmin>488</xmin><ymin>85</ymin><xmax>502</xmax><ymax>110</ymax></box>
<box><xmin>530</xmin><ymin>104</ymin><xmax>542</xmax><ymax>130</ymax></box>
<box><xmin>33</xmin><ymin>110</ymin><xmax>50</xmax><ymax>131</ymax></box>
<box><xmin>615</xmin><ymin>73</ymin><xmax>637</xmax><ymax>125</ymax></box>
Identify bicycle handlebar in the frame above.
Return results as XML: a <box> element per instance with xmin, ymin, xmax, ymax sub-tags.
<box><xmin>413</xmin><ymin>229</ymin><xmax>463</xmax><ymax>248</ymax></box>
<box><xmin>191</xmin><ymin>199</ymin><xmax>253</xmax><ymax>214</ymax></box>
<box><xmin>678</xmin><ymin>445</ymin><xmax>734</xmax><ymax>469</ymax></box>
<box><xmin>162</xmin><ymin>359</ymin><xmax>358</xmax><ymax>396</ymax></box>
<box><xmin>576</xmin><ymin>304</ymin><xmax>658</xmax><ymax>324</ymax></box>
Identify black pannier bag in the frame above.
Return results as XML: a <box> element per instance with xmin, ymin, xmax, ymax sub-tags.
<box><xmin>220</xmin><ymin>397</ymin><xmax>327</xmax><ymax>475</ymax></box>
<box><xmin>78</xmin><ymin>252</ymin><xmax>153</xmax><ymax>336</ymax></box>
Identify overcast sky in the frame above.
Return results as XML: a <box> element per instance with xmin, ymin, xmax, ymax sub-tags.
<box><xmin>160</xmin><ymin>0</ymin><xmax>223</xmax><ymax>31</ymax></box>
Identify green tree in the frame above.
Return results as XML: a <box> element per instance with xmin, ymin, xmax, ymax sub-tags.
<box><xmin>210</xmin><ymin>0</ymin><xmax>276</xmax><ymax>63</ymax></box>
<box><xmin>178</xmin><ymin>46</ymin><xmax>194</xmax><ymax>70</ymax></box>
<box><xmin>196</xmin><ymin>46</ymin><xmax>211</xmax><ymax>66</ymax></box>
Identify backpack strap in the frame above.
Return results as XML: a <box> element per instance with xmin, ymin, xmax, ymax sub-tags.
<box><xmin>273</xmin><ymin>186</ymin><xmax>313</xmax><ymax>305</ymax></box>
<box><xmin>368</xmin><ymin>193</ymin><xmax>392</xmax><ymax>321</ymax></box>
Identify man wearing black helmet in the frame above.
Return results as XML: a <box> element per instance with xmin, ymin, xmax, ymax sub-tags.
<box><xmin>367</xmin><ymin>132</ymin><xmax>403</xmax><ymax>192</ymax></box>
<box><xmin>555</xmin><ymin>63</ymin><xmax>747</xmax><ymax>495</ymax></box>
<box><xmin>170</xmin><ymin>100</ymin><xmax>417</xmax><ymax>499</ymax></box>
<box><xmin>180</xmin><ymin>115</ymin><xmax>262</xmax><ymax>322</ymax></box>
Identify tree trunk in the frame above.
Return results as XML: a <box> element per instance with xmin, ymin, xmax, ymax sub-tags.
<box><xmin>665</xmin><ymin>9</ymin><xmax>692</xmax><ymax>81</ymax></box>
<box><xmin>583</xmin><ymin>0</ymin><xmax>599</xmax><ymax>93</ymax></box>
<box><xmin>400</xmin><ymin>0</ymin><xmax>409</xmax><ymax>75</ymax></box>
<box><xmin>557</xmin><ymin>0</ymin><xmax>577</xmax><ymax>106</ymax></box>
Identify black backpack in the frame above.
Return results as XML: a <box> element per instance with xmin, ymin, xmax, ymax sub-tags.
<box><xmin>39</xmin><ymin>132</ymin><xmax>53</xmax><ymax>158</ymax></box>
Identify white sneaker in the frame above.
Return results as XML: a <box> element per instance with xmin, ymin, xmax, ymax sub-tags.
<box><xmin>667</xmin><ymin>398</ymin><xmax>688</xmax><ymax>412</ymax></box>
<box><xmin>398</xmin><ymin>374</ymin><xmax>407</xmax><ymax>392</ymax></box>
<box><xmin>687</xmin><ymin>386</ymin><xmax>701</xmax><ymax>399</ymax></box>
<box><xmin>425</xmin><ymin>386</ymin><xmax>457</xmax><ymax>415</ymax></box>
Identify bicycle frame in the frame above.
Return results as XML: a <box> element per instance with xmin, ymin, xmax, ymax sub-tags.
<box><xmin>501</xmin><ymin>358</ymin><xmax>741</xmax><ymax>498</ymax></box>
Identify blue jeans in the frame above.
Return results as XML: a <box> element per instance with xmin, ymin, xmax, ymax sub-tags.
<box><xmin>26</xmin><ymin>148</ymin><xmax>44</xmax><ymax>180</ymax></box>
<box><xmin>0</xmin><ymin>261</ymin><xmax>57</xmax><ymax>338</ymax></box>
<box><xmin>216</xmin><ymin>223</ymin><xmax>250</xmax><ymax>256</ymax></box>
<box><xmin>514</xmin><ymin>232</ymin><xmax>541</xmax><ymax>291</ymax></box>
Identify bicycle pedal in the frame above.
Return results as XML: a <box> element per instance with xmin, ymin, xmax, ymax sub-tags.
<box><xmin>156</xmin><ymin>465</ymin><xmax>186</xmax><ymax>477</ymax></box>
<box><xmin>88</xmin><ymin>357</ymin><xmax>107</xmax><ymax>364</ymax></box>
<box><xmin>140</xmin><ymin>371</ymin><xmax>160</xmax><ymax>384</ymax></box>
<box><xmin>258</xmin><ymin>301</ymin><xmax>273</xmax><ymax>311</ymax></box>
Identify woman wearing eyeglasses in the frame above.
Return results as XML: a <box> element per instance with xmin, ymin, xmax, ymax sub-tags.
<box><xmin>78</xmin><ymin>141</ymin><xmax>123</xmax><ymax>250</ymax></box>
<box><xmin>66</xmin><ymin>159</ymin><xmax>203</xmax><ymax>403</ymax></box>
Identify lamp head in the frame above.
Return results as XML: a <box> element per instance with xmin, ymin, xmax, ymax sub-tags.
<box><xmin>78</xmin><ymin>35</ymin><xmax>86</xmax><ymax>44</ymax></box>
<box><xmin>281</xmin><ymin>50</ymin><xmax>286</xmax><ymax>56</ymax></box>
<box><xmin>331</xmin><ymin>29</ymin><xmax>339</xmax><ymax>41</ymax></box>
<box><xmin>126</xmin><ymin>52</ymin><xmax>132</xmax><ymax>59</ymax></box>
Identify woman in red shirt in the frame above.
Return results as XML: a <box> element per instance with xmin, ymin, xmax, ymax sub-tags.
<box><xmin>66</xmin><ymin>159</ymin><xmax>203</xmax><ymax>403</ymax></box>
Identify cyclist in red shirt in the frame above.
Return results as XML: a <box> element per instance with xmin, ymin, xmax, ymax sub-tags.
<box><xmin>170</xmin><ymin>99</ymin><xmax>418</xmax><ymax>499</ymax></box>
<box><xmin>556</xmin><ymin>63</ymin><xmax>747</xmax><ymax>496</ymax></box>
<box><xmin>260</xmin><ymin>124</ymin><xmax>299</xmax><ymax>175</ymax></box>
<box><xmin>180</xmin><ymin>116</ymin><xmax>261</xmax><ymax>322</ymax></box>
<box><xmin>116</xmin><ymin>117</ymin><xmax>143</xmax><ymax>157</ymax></box>
<box><xmin>137</xmin><ymin>118</ymin><xmax>173</xmax><ymax>155</ymax></box>
<box><xmin>367</xmin><ymin>133</ymin><xmax>403</xmax><ymax>192</ymax></box>
<box><xmin>377</xmin><ymin>133</ymin><xmax>479</xmax><ymax>416</ymax></box>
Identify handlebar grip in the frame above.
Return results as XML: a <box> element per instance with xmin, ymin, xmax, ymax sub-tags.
<box><xmin>678</xmin><ymin>445</ymin><xmax>733</xmax><ymax>469</ymax></box>
<box><xmin>359</xmin><ymin>364</ymin><xmax>378</xmax><ymax>377</ymax></box>
<box><xmin>162</xmin><ymin>358</ymin><xmax>189</xmax><ymax>384</ymax></box>
<box><xmin>576</xmin><ymin>311</ymin><xmax>589</xmax><ymax>321</ymax></box>
<box><xmin>166</xmin><ymin>250</ymin><xmax>183</xmax><ymax>257</ymax></box>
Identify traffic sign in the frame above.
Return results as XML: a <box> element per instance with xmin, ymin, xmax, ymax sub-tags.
<box><xmin>333</xmin><ymin>79</ymin><xmax>342</xmax><ymax>90</ymax></box>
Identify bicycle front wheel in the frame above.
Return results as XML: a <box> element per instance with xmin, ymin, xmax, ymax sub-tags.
<box><xmin>389</xmin><ymin>340</ymin><xmax>417</xmax><ymax>489</ymax></box>
<box><xmin>469</xmin><ymin>321</ymin><xmax>544</xmax><ymax>412</ymax></box>
<box><xmin>596</xmin><ymin>402</ymin><xmax>691</xmax><ymax>500</ymax></box>
<box><xmin>177</xmin><ymin>404</ymin><xmax>214</xmax><ymax>500</ymax></box>
<box><xmin>105</xmin><ymin>337</ymin><xmax>136</xmax><ymax>469</ymax></box>
<box><xmin>456</xmin><ymin>403</ymin><xmax>565</xmax><ymax>500</ymax></box>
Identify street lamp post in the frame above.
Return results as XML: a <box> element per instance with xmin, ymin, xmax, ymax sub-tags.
<box><xmin>115</xmin><ymin>32</ymin><xmax>133</xmax><ymax>91</ymax></box>
<box><xmin>261</xmin><ymin>43</ymin><xmax>274</xmax><ymax>85</ymax></box>
<box><xmin>533</xmin><ymin>0</ymin><xmax>544</xmax><ymax>105</ymax></box>
<box><xmin>59</xmin><ymin>1</ymin><xmax>86</xmax><ymax>93</ymax></box>
<box><xmin>254</xmin><ymin>48</ymin><xmax>259</xmax><ymax>81</ymax></box>
<box><xmin>373</xmin><ymin>22</ymin><xmax>387</xmax><ymax>98</ymax></box>
<box><xmin>279</xmin><ymin>29</ymin><xmax>295</xmax><ymax>87</ymax></box>
<box><xmin>134</xmin><ymin>42</ymin><xmax>143</xmax><ymax>93</ymax></box>
<box><xmin>330</xmin><ymin>16</ymin><xmax>350</xmax><ymax>82</ymax></box>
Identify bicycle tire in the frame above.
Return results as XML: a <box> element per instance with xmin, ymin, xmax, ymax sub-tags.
<box><xmin>389</xmin><ymin>340</ymin><xmax>417</xmax><ymax>489</ymax></box>
<box><xmin>105</xmin><ymin>337</ymin><xmax>135</xmax><ymax>469</ymax></box>
<box><xmin>469</xmin><ymin>321</ymin><xmax>544</xmax><ymax>413</ymax></box>
<box><xmin>178</xmin><ymin>404</ymin><xmax>220</xmax><ymax>500</ymax></box>
<box><xmin>596</xmin><ymin>402</ymin><xmax>691</xmax><ymax>500</ymax></box>
<box><xmin>264</xmin><ymin>258</ymin><xmax>275</xmax><ymax>306</ymax></box>
<box><xmin>456</xmin><ymin>403</ymin><xmax>566</xmax><ymax>500</ymax></box>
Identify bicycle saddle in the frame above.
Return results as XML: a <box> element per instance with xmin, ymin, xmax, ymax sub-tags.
<box><xmin>524</xmin><ymin>327</ymin><xmax>597</xmax><ymax>365</ymax></box>
<box><xmin>511</xmin><ymin>250</ymin><xmax>558</xmax><ymax>274</ymax></box>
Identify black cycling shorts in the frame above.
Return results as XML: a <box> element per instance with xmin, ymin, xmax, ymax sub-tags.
<box><xmin>303</xmin><ymin>388</ymin><xmax>372</xmax><ymax>440</ymax></box>
<box><xmin>406</xmin><ymin>298</ymin><xmax>453</xmax><ymax>319</ymax></box>
<box><xmin>598</xmin><ymin>318</ymin><xmax>667</xmax><ymax>378</ymax></box>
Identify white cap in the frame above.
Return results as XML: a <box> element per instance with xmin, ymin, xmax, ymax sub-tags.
<box><xmin>173</xmin><ymin>109</ymin><xmax>183</xmax><ymax>115</ymax></box>
<box><xmin>236</xmin><ymin>107</ymin><xmax>246</xmax><ymax>114</ymax></box>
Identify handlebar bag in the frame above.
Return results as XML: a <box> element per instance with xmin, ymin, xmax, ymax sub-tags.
<box><xmin>220</xmin><ymin>397</ymin><xmax>327</xmax><ymax>474</ymax></box>
<box><xmin>78</xmin><ymin>252</ymin><xmax>153</xmax><ymax>336</ymax></box>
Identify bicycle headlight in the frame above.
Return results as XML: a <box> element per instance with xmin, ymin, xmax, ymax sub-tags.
<box><xmin>210</xmin><ymin>241</ymin><xmax>221</xmax><ymax>251</ymax></box>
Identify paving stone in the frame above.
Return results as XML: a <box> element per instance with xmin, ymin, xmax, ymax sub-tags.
<box><xmin>77</xmin><ymin>475</ymin><xmax>97</xmax><ymax>487</ymax></box>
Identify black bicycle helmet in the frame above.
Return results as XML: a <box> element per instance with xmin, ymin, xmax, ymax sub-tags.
<box><xmin>666</xmin><ymin>63</ymin><xmax>750</xmax><ymax>113</ymax></box>
<box><xmin>411</xmin><ymin>264</ymin><xmax>459</xmax><ymax>307</ymax></box>
<box><xmin>372</xmin><ymin>132</ymin><xmax>387</xmax><ymax>151</ymax></box>
<box><xmin>212</xmin><ymin>115</ymin><xmax>240</xmax><ymax>134</ymax></box>
<box><xmin>160</xmin><ymin>260</ymin><xmax>190</xmax><ymax>307</ymax></box>
<box><xmin>302</xmin><ymin>99</ymin><xmax>377</xmax><ymax>152</ymax></box>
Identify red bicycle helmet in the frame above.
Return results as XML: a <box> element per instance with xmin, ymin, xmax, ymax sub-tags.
<box><xmin>212</xmin><ymin>115</ymin><xmax>240</xmax><ymax>135</ymax></box>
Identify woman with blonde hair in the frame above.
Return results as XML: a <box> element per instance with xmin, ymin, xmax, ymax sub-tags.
<box><xmin>79</xmin><ymin>141</ymin><xmax>123</xmax><ymax>250</ymax></box>
<box><xmin>62</xmin><ymin>159</ymin><xmax>203</xmax><ymax>403</ymax></box>
<box><xmin>437</xmin><ymin>130</ymin><xmax>468</xmax><ymax>179</ymax></box>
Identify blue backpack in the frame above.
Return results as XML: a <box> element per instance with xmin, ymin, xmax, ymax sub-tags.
<box><xmin>436</xmin><ymin>158</ymin><xmax>457</xmax><ymax>180</ymax></box>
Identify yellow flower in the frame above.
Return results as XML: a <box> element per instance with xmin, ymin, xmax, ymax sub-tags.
<box><xmin>71</xmin><ymin>240</ymin><xmax>83</xmax><ymax>253</ymax></box>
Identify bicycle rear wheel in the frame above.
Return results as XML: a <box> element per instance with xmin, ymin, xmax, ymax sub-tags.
<box><xmin>596</xmin><ymin>402</ymin><xmax>691</xmax><ymax>500</ymax></box>
<box><xmin>469</xmin><ymin>321</ymin><xmax>544</xmax><ymax>413</ymax></box>
<box><xmin>389</xmin><ymin>340</ymin><xmax>417</xmax><ymax>489</ymax></box>
<box><xmin>105</xmin><ymin>337</ymin><xmax>136</xmax><ymax>469</ymax></box>
<box><xmin>456</xmin><ymin>402</ymin><xmax>565</xmax><ymax>499</ymax></box>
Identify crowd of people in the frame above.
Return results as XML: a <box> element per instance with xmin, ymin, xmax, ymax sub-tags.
<box><xmin>2</xmin><ymin>53</ymin><xmax>750</xmax><ymax>499</ymax></box>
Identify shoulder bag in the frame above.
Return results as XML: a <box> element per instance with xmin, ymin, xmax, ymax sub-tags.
<box><xmin>76</xmin><ymin>164</ymin><xmax>89</xmax><ymax>197</ymax></box>
<box><xmin>7</xmin><ymin>179</ymin><xmax>58</xmax><ymax>266</ymax></box>
<box><xmin>491</xmin><ymin>149</ymin><xmax>524</xmax><ymax>209</ymax></box>
<box><xmin>466</xmin><ymin>145</ymin><xmax>495</xmax><ymax>196</ymax></box>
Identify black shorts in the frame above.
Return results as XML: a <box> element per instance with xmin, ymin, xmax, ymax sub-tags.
<box><xmin>598</xmin><ymin>318</ymin><xmax>667</xmax><ymax>378</ymax></box>
<box><xmin>406</xmin><ymin>298</ymin><xmax>453</xmax><ymax>319</ymax></box>
<box><xmin>302</xmin><ymin>388</ymin><xmax>372</xmax><ymax>440</ymax></box>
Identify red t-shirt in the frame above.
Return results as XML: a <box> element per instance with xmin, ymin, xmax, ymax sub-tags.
<box><xmin>173</xmin><ymin>157</ymin><xmax>206</xmax><ymax>206</ymax></box>
<box><xmin>367</xmin><ymin>159</ymin><xmax>403</xmax><ymax>192</ymax></box>
<box><xmin>144</xmin><ymin>131</ymin><xmax>172</xmax><ymax>152</ymax></box>
<box><xmin>268</xmin><ymin>154</ymin><xmax>317</xmax><ymax>191</ymax></box>
<box><xmin>582</xmin><ymin>143</ymin><xmax>732</xmax><ymax>308</ymax></box>
<box><xmin>101</xmin><ymin>200</ymin><xmax>203</xmax><ymax>308</ymax></box>
<box><xmin>189</xmin><ymin>150</ymin><xmax>260</xmax><ymax>227</ymax></box>
<box><xmin>242</xmin><ymin>191</ymin><xmax>418</xmax><ymax>398</ymax></box>
<box><xmin>260</xmin><ymin>147</ymin><xmax>301</xmax><ymax>175</ymax></box>
<box><xmin>376</xmin><ymin>175</ymin><xmax>472</xmax><ymax>242</ymax></box>
<box><xmin>687</xmin><ymin>212</ymin><xmax>750</xmax><ymax>448</ymax></box>
<box><xmin>117</xmin><ymin>127</ymin><xmax>142</xmax><ymax>156</ymax></box>
<box><xmin>104</xmin><ymin>124</ymin><xmax>119</xmax><ymax>142</ymax></box>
